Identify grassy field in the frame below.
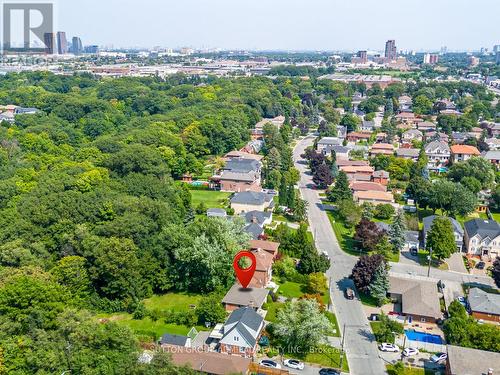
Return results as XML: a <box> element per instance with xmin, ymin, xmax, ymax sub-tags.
<box><xmin>98</xmin><ymin>292</ymin><xmax>205</xmax><ymax>341</ymax></box>
<box><xmin>324</xmin><ymin>311</ymin><xmax>341</xmax><ymax>337</ymax></box>
<box><xmin>300</xmin><ymin>344</ymin><xmax>349</xmax><ymax>372</ymax></box>
<box><xmin>190</xmin><ymin>190</ymin><xmax>231</xmax><ymax>208</ymax></box>
<box><xmin>263</xmin><ymin>301</ymin><xmax>283</xmax><ymax>322</ymax></box>
<box><xmin>277</xmin><ymin>281</ymin><xmax>305</xmax><ymax>299</ymax></box>
<box><xmin>144</xmin><ymin>292</ymin><xmax>203</xmax><ymax>312</ymax></box>
<box><xmin>417</xmin><ymin>249</ymin><xmax>449</xmax><ymax>270</ymax></box>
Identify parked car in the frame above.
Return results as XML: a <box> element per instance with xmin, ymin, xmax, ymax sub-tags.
<box><xmin>456</xmin><ymin>296</ymin><xmax>468</xmax><ymax>308</ymax></box>
<box><xmin>430</xmin><ymin>352</ymin><xmax>447</xmax><ymax>363</ymax></box>
<box><xmin>476</xmin><ymin>261</ymin><xmax>485</xmax><ymax>269</ymax></box>
<box><xmin>403</xmin><ymin>347</ymin><xmax>419</xmax><ymax>357</ymax></box>
<box><xmin>368</xmin><ymin>313</ymin><xmax>380</xmax><ymax>321</ymax></box>
<box><xmin>410</xmin><ymin>247</ymin><xmax>418</xmax><ymax>256</ymax></box>
<box><xmin>284</xmin><ymin>359</ymin><xmax>304</xmax><ymax>370</ymax></box>
<box><xmin>259</xmin><ymin>360</ymin><xmax>281</xmax><ymax>369</ymax></box>
<box><xmin>319</xmin><ymin>368</ymin><xmax>340</xmax><ymax>375</ymax></box>
<box><xmin>378</xmin><ymin>343</ymin><xmax>399</xmax><ymax>352</ymax></box>
<box><xmin>322</xmin><ymin>250</ymin><xmax>330</xmax><ymax>259</ymax></box>
<box><xmin>345</xmin><ymin>288</ymin><xmax>355</xmax><ymax>300</ymax></box>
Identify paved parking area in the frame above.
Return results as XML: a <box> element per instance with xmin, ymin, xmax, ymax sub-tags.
<box><xmin>446</xmin><ymin>253</ymin><xmax>467</xmax><ymax>273</ymax></box>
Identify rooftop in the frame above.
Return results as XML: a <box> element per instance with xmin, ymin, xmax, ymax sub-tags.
<box><xmin>222</xmin><ymin>283</ymin><xmax>269</xmax><ymax>308</ymax></box>
<box><xmin>170</xmin><ymin>350</ymin><xmax>251</xmax><ymax>375</ymax></box>
<box><xmin>450</xmin><ymin>144</ymin><xmax>480</xmax><ymax>155</ymax></box>
<box><xmin>389</xmin><ymin>276</ymin><xmax>441</xmax><ymax>319</ymax></box>
<box><xmin>446</xmin><ymin>345</ymin><xmax>500</xmax><ymax>375</ymax></box>
<box><xmin>468</xmin><ymin>287</ymin><xmax>500</xmax><ymax>316</ymax></box>
<box><xmin>231</xmin><ymin>191</ymin><xmax>272</xmax><ymax>206</ymax></box>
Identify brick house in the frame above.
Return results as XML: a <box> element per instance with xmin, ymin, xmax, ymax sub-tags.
<box><xmin>468</xmin><ymin>287</ymin><xmax>500</xmax><ymax>323</ymax></box>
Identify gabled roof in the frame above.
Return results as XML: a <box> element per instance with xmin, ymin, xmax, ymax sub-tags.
<box><xmin>243</xmin><ymin>223</ymin><xmax>264</xmax><ymax>239</ymax></box>
<box><xmin>450</xmin><ymin>144</ymin><xmax>480</xmax><ymax>155</ymax></box>
<box><xmin>424</xmin><ymin>140</ymin><xmax>450</xmax><ymax>154</ymax></box>
<box><xmin>396</xmin><ymin>148</ymin><xmax>420</xmax><ymax>158</ymax></box>
<box><xmin>231</xmin><ymin>191</ymin><xmax>272</xmax><ymax>205</ymax></box>
<box><xmin>221</xmin><ymin>307</ymin><xmax>264</xmax><ymax>348</ymax></box>
<box><xmin>423</xmin><ymin>215</ymin><xmax>463</xmax><ymax>237</ymax></box>
<box><xmin>446</xmin><ymin>345</ymin><xmax>500</xmax><ymax>375</ymax></box>
<box><xmin>243</xmin><ymin>210</ymin><xmax>271</xmax><ymax>226</ymax></box>
<box><xmin>389</xmin><ymin>277</ymin><xmax>441</xmax><ymax>319</ymax></box>
<box><xmin>464</xmin><ymin>219</ymin><xmax>500</xmax><ymax>241</ymax></box>
<box><xmin>249</xmin><ymin>239</ymin><xmax>279</xmax><ymax>254</ymax></box>
<box><xmin>318</xmin><ymin>137</ymin><xmax>342</xmax><ymax>146</ymax></box>
<box><xmin>170</xmin><ymin>350</ymin><xmax>251</xmax><ymax>375</ymax></box>
<box><xmin>468</xmin><ymin>287</ymin><xmax>500</xmax><ymax>316</ymax></box>
<box><xmin>224</xmin><ymin>158</ymin><xmax>261</xmax><ymax>173</ymax></box>
<box><xmin>350</xmin><ymin>182</ymin><xmax>386</xmax><ymax>192</ymax></box>
<box><xmin>483</xmin><ymin>150</ymin><xmax>500</xmax><ymax>160</ymax></box>
<box><xmin>159</xmin><ymin>333</ymin><xmax>189</xmax><ymax>346</ymax></box>
<box><xmin>222</xmin><ymin>284</ymin><xmax>269</xmax><ymax>309</ymax></box>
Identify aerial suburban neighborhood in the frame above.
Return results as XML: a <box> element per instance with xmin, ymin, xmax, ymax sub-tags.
<box><xmin>0</xmin><ymin>1</ymin><xmax>499</xmax><ymax>375</ymax></box>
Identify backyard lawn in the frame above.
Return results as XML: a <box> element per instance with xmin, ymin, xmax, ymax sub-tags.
<box><xmin>277</xmin><ymin>281</ymin><xmax>305</xmax><ymax>299</ymax></box>
<box><xmin>190</xmin><ymin>190</ymin><xmax>231</xmax><ymax>208</ymax></box>
<box><xmin>97</xmin><ymin>292</ymin><xmax>206</xmax><ymax>341</ymax></box>
<box><xmin>386</xmin><ymin>364</ymin><xmax>427</xmax><ymax>375</ymax></box>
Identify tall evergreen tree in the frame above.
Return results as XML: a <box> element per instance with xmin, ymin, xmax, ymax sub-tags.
<box><xmin>369</xmin><ymin>262</ymin><xmax>389</xmax><ymax>306</ymax></box>
<box><xmin>279</xmin><ymin>178</ymin><xmax>288</xmax><ymax>206</ymax></box>
<box><xmin>389</xmin><ymin>210</ymin><xmax>407</xmax><ymax>252</ymax></box>
<box><xmin>327</xmin><ymin>171</ymin><xmax>352</xmax><ymax>202</ymax></box>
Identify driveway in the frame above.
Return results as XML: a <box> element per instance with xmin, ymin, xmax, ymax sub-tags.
<box><xmin>399</xmin><ymin>250</ymin><xmax>421</xmax><ymax>266</ymax></box>
<box><xmin>445</xmin><ymin>253</ymin><xmax>467</xmax><ymax>273</ymax></box>
<box><xmin>293</xmin><ymin>136</ymin><xmax>387</xmax><ymax>375</ymax></box>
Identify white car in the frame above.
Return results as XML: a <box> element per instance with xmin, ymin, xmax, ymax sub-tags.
<box><xmin>403</xmin><ymin>347</ymin><xmax>419</xmax><ymax>357</ymax></box>
<box><xmin>378</xmin><ymin>343</ymin><xmax>399</xmax><ymax>352</ymax></box>
<box><xmin>259</xmin><ymin>360</ymin><xmax>282</xmax><ymax>369</ymax></box>
<box><xmin>430</xmin><ymin>352</ymin><xmax>447</xmax><ymax>363</ymax></box>
<box><xmin>284</xmin><ymin>359</ymin><xmax>305</xmax><ymax>370</ymax></box>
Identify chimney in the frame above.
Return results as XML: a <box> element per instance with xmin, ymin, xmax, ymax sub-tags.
<box><xmin>488</xmin><ymin>369</ymin><xmax>493</xmax><ymax>375</ymax></box>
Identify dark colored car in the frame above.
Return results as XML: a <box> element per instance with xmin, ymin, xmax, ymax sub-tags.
<box><xmin>410</xmin><ymin>247</ymin><xmax>418</xmax><ymax>256</ymax></box>
<box><xmin>476</xmin><ymin>261</ymin><xmax>485</xmax><ymax>269</ymax></box>
<box><xmin>369</xmin><ymin>313</ymin><xmax>380</xmax><ymax>321</ymax></box>
<box><xmin>319</xmin><ymin>368</ymin><xmax>340</xmax><ymax>375</ymax></box>
<box><xmin>345</xmin><ymin>288</ymin><xmax>355</xmax><ymax>300</ymax></box>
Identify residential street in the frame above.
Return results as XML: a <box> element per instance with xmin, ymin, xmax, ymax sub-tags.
<box><xmin>292</xmin><ymin>135</ymin><xmax>496</xmax><ymax>375</ymax></box>
<box><xmin>293</xmin><ymin>136</ymin><xmax>387</xmax><ymax>375</ymax></box>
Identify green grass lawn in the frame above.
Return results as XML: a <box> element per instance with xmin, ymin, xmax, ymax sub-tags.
<box><xmin>97</xmin><ymin>292</ymin><xmax>206</xmax><ymax>341</ymax></box>
<box><xmin>360</xmin><ymin>292</ymin><xmax>379</xmax><ymax>307</ymax></box>
<box><xmin>190</xmin><ymin>190</ymin><xmax>231</xmax><ymax>209</ymax></box>
<box><xmin>277</xmin><ymin>281</ymin><xmax>305</xmax><ymax>299</ymax></box>
<box><xmin>97</xmin><ymin>313</ymin><xmax>206</xmax><ymax>341</ymax></box>
<box><xmin>417</xmin><ymin>250</ymin><xmax>449</xmax><ymax>270</ymax></box>
<box><xmin>300</xmin><ymin>344</ymin><xmax>349</xmax><ymax>372</ymax></box>
<box><xmin>324</xmin><ymin>311</ymin><xmax>340</xmax><ymax>337</ymax></box>
<box><xmin>144</xmin><ymin>292</ymin><xmax>203</xmax><ymax>313</ymax></box>
<box><xmin>263</xmin><ymin>301</ymin><xmax>283</xmax><ymax>322</ymax></box>
<box><xmin>327</xmin><ymin>211</ymin><xmax>360</xmax><ymax>256</ymax></box>
<box><xmin>386</xmin><ymin>364</ymin><xmax>427</xmax><ymax>375</ymax></box>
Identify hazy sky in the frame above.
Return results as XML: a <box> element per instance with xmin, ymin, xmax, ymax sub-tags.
<box><xmin>55</xmin><ymin>0</ymin><xmax>500</xmax><ymax>51</ymax></box>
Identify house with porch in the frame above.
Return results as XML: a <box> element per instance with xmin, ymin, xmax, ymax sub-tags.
<box><xmin>463</xmin><ymin>218</ymin><xmax>500</xmax><ymax>260</ymax></box>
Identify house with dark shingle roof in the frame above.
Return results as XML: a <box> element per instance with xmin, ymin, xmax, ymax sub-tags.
<box><xmin>423</xmin><ymin>215</ymin><xmax>463</xmax><ymax>250</ymax></box>
<box><xmin>222</xmin><ymin>284</ymin><xmax>269</xmax><ymax>312</ymax></box>
<box><xmin>159</xmin><ymin>333</ymin><xmax>191</xmax><ymax>348</ymax></box>
<box><xmin>230</xmin><ymin>191</ymin><xmax>274</xmax><ymax>214</ymax></box>
<box><xmin>463</xmin><ymin>219</ymin><xmax>500</xmax><ymax>260</ymax></box>
<box><xmin>446</xmin><ymin>345</ymin><xmax>500</xmax><ymax>375</ymax></box>
<box><xmin>468</xmin><ymin>287</ymin><xmax>500</xmax><ymax>323</ymax></box>
<box><xmin>218</xmin><ymin>307</ymin><xmax>264</xmax><ymax>357</ymax></box>
<box><xmin>389</xmin><ymin>276</ymin><xmax>442</xmax><ymax>322</ymax></box>
<box><xmin>212</xmin><ymin>158</ymin><xmax>262</xmax><ymax>192</ymax></box>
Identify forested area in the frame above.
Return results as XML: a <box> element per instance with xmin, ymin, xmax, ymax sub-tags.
<box><xmin>0</xmin><ymin>71</ymin><xmax>324</xmax><ymax>373</ymax></box>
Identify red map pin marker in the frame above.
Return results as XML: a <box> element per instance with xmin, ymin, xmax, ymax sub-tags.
<box><xmin>233</xmin><ymin>250</ymin><xmax>257</xmax><ymax>289</ymax></box>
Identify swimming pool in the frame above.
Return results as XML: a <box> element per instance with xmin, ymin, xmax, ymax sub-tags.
<box><xmin>405</xmin><ymin>330</ymin><xmax>443</xmax><ymax>344</ymax></box>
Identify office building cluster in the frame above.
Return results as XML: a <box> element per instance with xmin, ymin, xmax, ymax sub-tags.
<box><xmin>43</xmin><ymin>32</ymin><xmax>92</xmax><ymax>55</ymax></box>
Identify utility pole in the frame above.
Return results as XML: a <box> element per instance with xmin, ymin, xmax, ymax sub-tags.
<box><xmin>427</xmin><ymin>247</ymin><xmax>433</xmax><ymax>277</ymax></box>
<box><xmin>339</xmin><ymin>324</ymin><xmax>347</xmax><ymax>370</ymax></box>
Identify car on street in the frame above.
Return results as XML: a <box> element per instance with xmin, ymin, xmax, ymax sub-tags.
<box><xmin>319</xmin><ymin>368</ymin><xmax>340</xmax><ymax>375</ymax></box>
<box><xmin>403</xmin><ymin>347</ymin><xmax>419</xmax><ymax>357</ymax></box>
<box><xmin>410</xmin><ymin>247</ymin><xmax>418</xmax><ymax>256</ymax></box>
<box><xmin>259</xmin><ymin>360</ymin><xmax>281</xmax><ymax>369</ymax></box>
<box><xmin>321</xmin><ymin>250</ymin><xmax>330</xmax><ymax>259</ymax></box>
<box><xmin>284</xmin><ymin>359</ymin><xmax>304</xmax><ymax>370</ymax></box>
<box><xmin>476</xmin><ymin>261</ymin><xmax>485</xmax><ymax>269</ymax></box>
<box><xmin>378</xmin><ymin>343</ymin><xmax>399</xmax><ymax>352</ymax></box>
<box><xmin>430</xmin><ymin>352</ymin><xmax>447</xmax><ymax>363</ymax></box>
<box><xmin>345</xmin><ymin>287</ymin><xmax>355</xmax><ymax>300</ymax></box>
<box><xmin>368</xmin><ymin>313</ymin><xmax>380</xmax><ymax>321</ymax></box>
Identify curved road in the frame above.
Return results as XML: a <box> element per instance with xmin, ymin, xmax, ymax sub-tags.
<box><xmin>293</xmin><ymin>135</ymin><xmax>387</xmax><ymax>375</ymax></box>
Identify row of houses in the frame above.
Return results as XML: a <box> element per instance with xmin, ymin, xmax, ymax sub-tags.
<box><xmin>156</xmin><ymin>239</ymin><xmax>282</xmax><ymax>374</ymax></box>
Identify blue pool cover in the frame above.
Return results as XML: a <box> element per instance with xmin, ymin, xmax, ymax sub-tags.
<box><xmin>405</xmin><ymin>330</ymin><xmax>443</xmax><ymax>344</ymax></box>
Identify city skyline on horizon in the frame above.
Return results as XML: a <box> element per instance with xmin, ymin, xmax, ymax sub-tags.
<box><xmin>53</xmin><ymin>0</ymin><xmax>499</xmax><ymax>52</ymax></box>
